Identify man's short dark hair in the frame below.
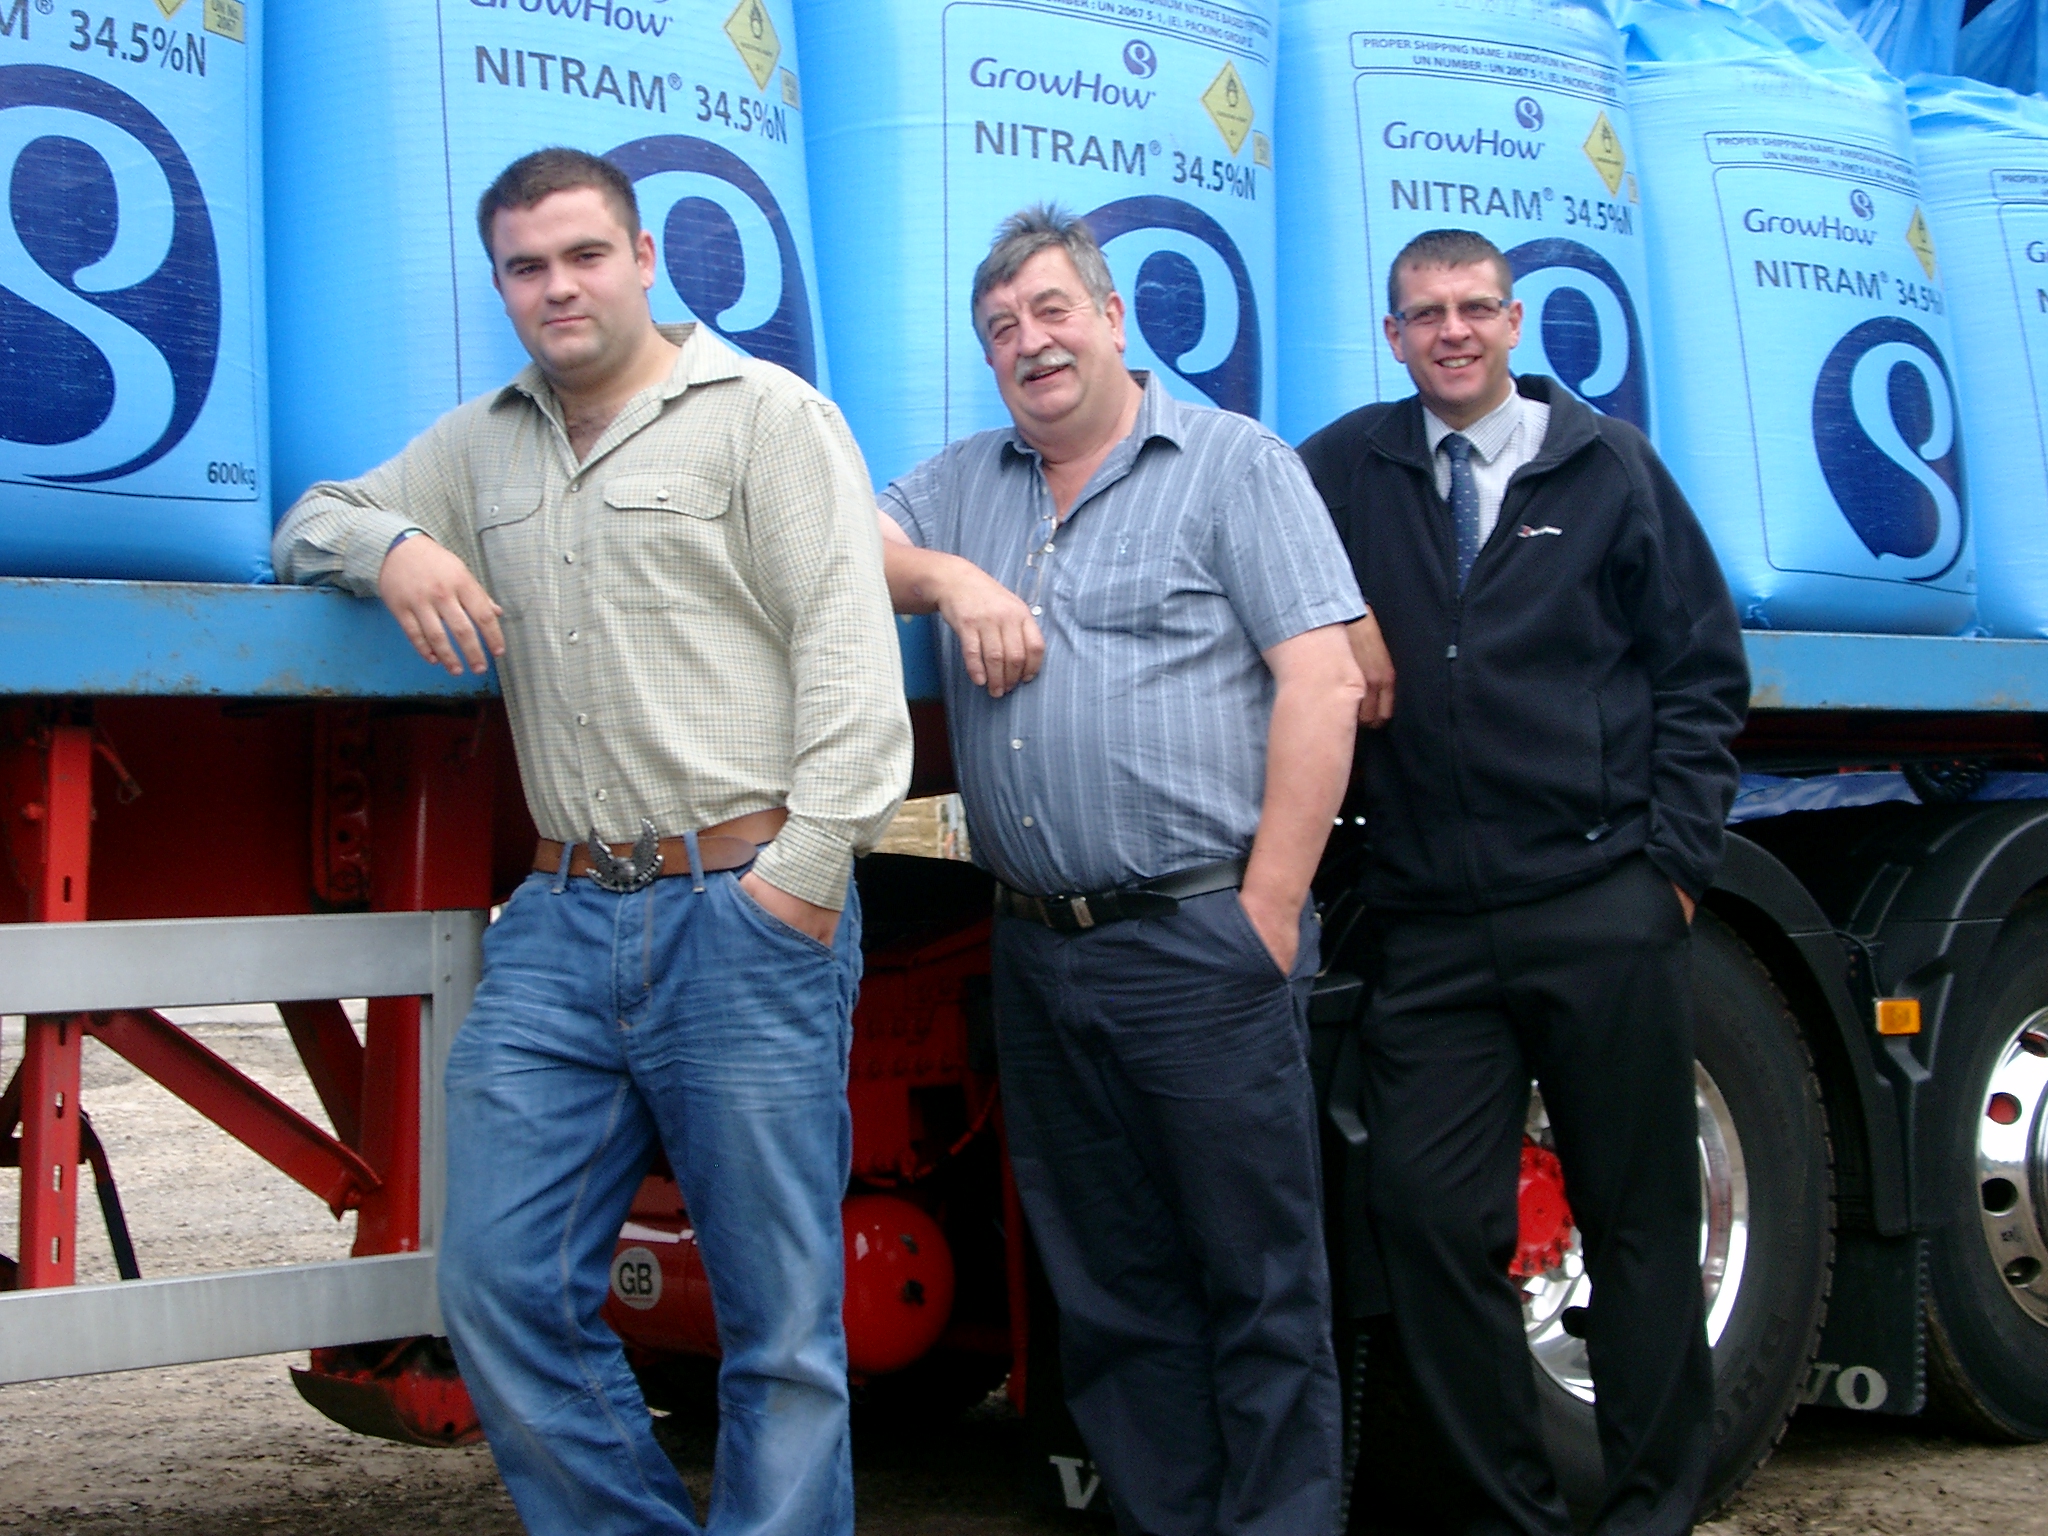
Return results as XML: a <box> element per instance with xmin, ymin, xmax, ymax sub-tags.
<box><xmin>971</xmin><ymin>203</ymin><xmax>1117</xmax><ymax>346</ymax></box>
<box><xmin>476</xmin><ymin>147</ymin><xmax>641</xmax><ymax>258</ymax></box>
<box><xmin>1387</xmin><ymin>229</ymin><xmax>1513</xmax><ymax>316</ymax></box>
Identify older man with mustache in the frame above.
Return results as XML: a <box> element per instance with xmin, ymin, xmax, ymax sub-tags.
<box><xmin>875</xmin><ymin>205</ymin><xmax>1372</xmax><ymax>1536</ymax></box>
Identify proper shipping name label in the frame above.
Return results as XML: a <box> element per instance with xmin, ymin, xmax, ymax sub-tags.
<box><xmin>1708</xmin><ymin>131</ymin><xmax>1969</xmax><ymax>588</ymax></box>
<box><xmin>940</xmin><ymin>0</ymin><xmax>1277</xmax><ymax>433</ymax></box>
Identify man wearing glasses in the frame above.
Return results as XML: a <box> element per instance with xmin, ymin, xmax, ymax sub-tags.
<box><xmin>876</xmin><ymin>204</ymin><xmax>1367</xmax><ymax>1535</ymax></box>
<box><xmin>1296</xmin><ymin>227</ymin><xmax>1749</xmax><ymax>1536</ymax></box>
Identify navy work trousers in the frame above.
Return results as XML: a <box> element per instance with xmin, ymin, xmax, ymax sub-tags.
<box><xmin>1364</xmin><ymin>854</ymin><xmax>1714</xmax><ymax>1536</ymax></box>
<box><xmin>993</xmin><ymin>888</ymin><xmax>1343</xmax><ymax>1536</ymax></box>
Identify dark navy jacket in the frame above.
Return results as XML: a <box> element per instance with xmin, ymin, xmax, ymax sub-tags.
<box><xmin>1297</xmin><ymin>376</ymin><xmax>1749</xmax><ymax>913</ymax></box>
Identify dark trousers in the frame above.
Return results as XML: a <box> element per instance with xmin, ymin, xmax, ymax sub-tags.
<box><xmin>993</xmin><ymin>889</ymin><xmax>1342</xmax><ymax>1536</ymax></box>
<box><xmin>1364</xmin><ymin>856</ymin><xmax>1713</xmax><ymax>1536</ymax></box>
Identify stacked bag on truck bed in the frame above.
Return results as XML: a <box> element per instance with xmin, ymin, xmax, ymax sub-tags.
<box><xmin>1907</xmin><ymin>77</ymin><xmax>2048</xmax><ymax>637</ymax></box>
<box><xmin>1273</xmin><ymin>0</ymin><xmax>1654</xmax><ymax>443</ymax></box>
<box><xmin>1618</xmin><ymin>0</ymin><xmax>1977</xmax><ymax>634</ymax></box>
<box><xmin>0</xmin><ymin>0</ymin><xmax>268</xmax><ymax>581</ymax></box>
<box><xmin>265</xmin><ymin>0</ymin><xmax>826</xmax><ymax>511</ymax></box>
<box><xmin>792</xmin><ymin>0</ymin><xmax>1280</xmax><ymax>487</ymax></box>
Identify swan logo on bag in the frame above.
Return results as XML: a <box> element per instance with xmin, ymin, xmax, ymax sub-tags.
<box><xmin>1504</xmin><ymin>237</ymin><xmax>1647</xmax><ymax>428</ymax></box>
<box><xmin>0</xmin><ymin>65</ymin><xmax>219</xmax><ymax>484</ymax></box>
<box><xmin>1811</xmin><ymin>315</ymin><xmax>1966</xmax><ymax>573</ymax></box>
<box><xmin>606</xmin><ymin>133</ymin><xmax>817</xmax><ymax>384</ymax></box>
<box><xmin>1085</xmin><ymin>194</ymin><xmax>1260</xmax><ymax>417</ymax></box>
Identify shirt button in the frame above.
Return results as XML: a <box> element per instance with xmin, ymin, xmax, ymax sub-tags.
<box><xmin>1030</xmin><ymin>605</ymin><xmax>1043</xmax><ymax>616</ymax></box>
<box><xmin>1011</xmin><ymin>739</ymin><xmax>1023</xmax><ymax>750</ymax></box>
<box><xmin>575</xmin><ymin>713</ymin><xmax>588</xmax><ymax>726</ymax></box>
<box><xmin>655</xmin><ymin>489</ymin><xmax>669</xmax><ymax>502</ymax></box>
<box><xmin>1021</xmin><ymin>816</ymin><xmax>1035</xmax><ymax>827</ymax></box>
<box><xmin>1042</xmin><ymin>542</ymin><xmax>1055</xmax><ymax>553</ymax></box>
<box><xmin>567</xmin><ymin>629</ymin><xmax>580</xmax><ymax>643</ymax></box>
<box><xmin>564</xmin><ymin>551</ymin><xmax>576</xmax><ymax>564</ymax></box>
<box><xmin>570</xmin><ymin>480</ymin><xmax>581</xmax><ymax>493</ymax></box>
<box><xmin>595</xmin><ymin>789</ymin><xmax>608</xmax><ymax>801</ymax></box>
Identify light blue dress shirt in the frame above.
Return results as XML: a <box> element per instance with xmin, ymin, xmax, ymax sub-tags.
<box><xmin>883</xmin><ymin>374</ymin><xmax>1364</xmax><ymax>896</ymax></box>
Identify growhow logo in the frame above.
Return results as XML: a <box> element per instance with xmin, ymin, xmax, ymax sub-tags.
<box><xmin>1504</xmin><ymin>238</ymin><xmax>1646</xmax><ymax>429</ymax></box>
<box><xmin>1083</xmin><ymin>195</ymin><xmax>1259</xmax><ymax>417</ymax></box>
<box><xmin>605</xmin><ymin>134</ymin><xmax>816</xmax><ymax>385</ymax></box>
<box><xmin>0</xmin><ymin>64</ymin><xmax>220</xmax><ymax>483</ymax></box>
<box><xmin>1812</xmin><ymin>315</ymin><xmax>1966</xmax><ymax>574</ymax></box>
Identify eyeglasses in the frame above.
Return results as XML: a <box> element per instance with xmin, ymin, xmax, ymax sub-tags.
<box><xmin>1016</xmin><ymin>508</ymin><xmax>1059</xmax><ymax>612</ymax></box>
<box><xmin>1392</xmin><ymin>297</ymin><xmax>1510</xmax><ymax>330</ymax></box>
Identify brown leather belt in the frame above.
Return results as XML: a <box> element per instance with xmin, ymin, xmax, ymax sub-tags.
<box><xmin>535</xmin><ymin>807</ymin><xmax>788</xmax><ymax>881</ymax></box>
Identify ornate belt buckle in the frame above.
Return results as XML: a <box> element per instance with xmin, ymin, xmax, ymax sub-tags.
<box><xmin>587</xmin><ymin>820</ymin><xmax>663</xmax><ymax>893</ymax></box>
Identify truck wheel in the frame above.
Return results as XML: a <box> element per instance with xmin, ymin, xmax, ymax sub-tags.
<box><xmin>1524</xmin><ymin>912</ymin><xmax>1834</xmax><ymax>1518</ymax></box>
<box><xmin>1926</xmin><ymin>899</ymin><xmax>2048</xmax><ymax>1440</ymax></box>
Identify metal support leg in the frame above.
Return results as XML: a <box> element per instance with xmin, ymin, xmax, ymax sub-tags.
<box><xmin>18</xmin><ymin>723</ymin><xmax>92</xmax><ymax>1288</ymax></box>
<box><xmin>353</xmin><ymin>713</ymin><xmax>493</xmax><ymax>1260</ymax></box>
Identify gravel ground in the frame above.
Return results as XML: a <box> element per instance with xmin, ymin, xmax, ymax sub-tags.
<box><xmin>5</xmin><ymin>1013</ymin><xmax>2048</xmax><ymax>1534</ymax></box>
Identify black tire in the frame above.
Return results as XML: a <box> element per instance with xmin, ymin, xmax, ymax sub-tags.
<box><xmin>1533</xmin><ymin>911</ymin><xmax>1835</xmax><ymax>1520</ymax></box>
<box><xmin>1925</xmin><ymin>898</ymin><xmax>2048</xmax><ymax>1440</ymax></box>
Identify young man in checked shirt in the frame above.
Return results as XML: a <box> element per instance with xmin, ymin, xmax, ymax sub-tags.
<box><xmin>272</xmin><ymin>148</ymin><xmax>910</xmax><ymax>1536</ymax></box>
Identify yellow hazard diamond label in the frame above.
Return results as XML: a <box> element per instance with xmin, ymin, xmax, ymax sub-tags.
<box><xmin>202</xmin><ymin>0</ymin><xmax>244</xmax><ymax>41</ymax></box>
<box><xmin>724</xmin><ymin>0</ymin><xmax>781</xmax><ymax>92</ymax></box>
<box><xmin>152</xmin><ymin>0</ymin><xmax>186</xmax><ymax>18</ymax></box>
<box><xmin>1906</xmin><ymin>206</ymin><xmax>1938</xmax><ymax>279</ymax></box>
<box><xmin>1201</xmin><ymin>60</ymin><xmax>1254</xmax><ymax>157</ymax></box>
<box><xmin>1582</xmin><ymin>111</ymin><xmax>1626</xmax><ymax>196</ymax></box>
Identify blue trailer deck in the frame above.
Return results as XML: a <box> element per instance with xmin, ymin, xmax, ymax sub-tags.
<box><xmin>0</xmin><ymin>578</ymin><xmax>2041</xmax><ymax>713</ymax></box>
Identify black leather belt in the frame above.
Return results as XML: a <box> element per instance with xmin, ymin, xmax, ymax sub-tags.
<box><xmin>994</xmin><ymin>857</ymin><xmax>1248</xmax><ymax>933</ymax></box>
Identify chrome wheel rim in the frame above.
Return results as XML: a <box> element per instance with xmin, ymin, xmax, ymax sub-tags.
<box><xmin>1974</xmin><ymin>1007</ymin><xmax>2048</xmax><ymax>1328</ymax></box>
<box><xmin>1523</xmin><ymin>1064</ymin><xmax>1750</xmax><ymax>1402</ymax></box>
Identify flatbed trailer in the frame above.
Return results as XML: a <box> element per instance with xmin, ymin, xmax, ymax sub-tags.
<box><xmin>4</xmin><ymin>582</ymin><xmax>2048</xmax><ymax>1524</ymax></box>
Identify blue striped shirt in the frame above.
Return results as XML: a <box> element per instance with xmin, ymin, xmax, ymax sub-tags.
<box><xmin>881</xmin><ymin>374</ymin><xmax>1364</xmax><ymax>896</ymax></box>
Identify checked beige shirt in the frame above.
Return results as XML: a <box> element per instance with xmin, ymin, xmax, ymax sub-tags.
<box><xmin>273</xmin><ymin>323</ymin><xmax>911</xmax><ymax>911</ymax></box>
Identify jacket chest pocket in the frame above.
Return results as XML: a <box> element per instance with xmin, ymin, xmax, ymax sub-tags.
<box><xmin>474</xmin><ymin>485</ymin><xmax>544</xmax><ymax>619</ymax></box>
<box><xmin>598</xmin><ymin>471</ymin><xmax>734</xmax><ymax>611</ymax></box>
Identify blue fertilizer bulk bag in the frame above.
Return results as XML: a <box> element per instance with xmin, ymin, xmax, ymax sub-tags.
<box><xmin>1275</xmin><ymin>0</ymin><xmax>1656</xmax><ymax>444</ymax></box>
<box><xmin>794</xmin><ymin>0</ymin><xmax>1278</xmax><ymax>490</ymax></box>
<box><xmin>1830</xmin><ymin>0</ymin><xmax>1964</xmax><ymax>76</ymax></box>
<box><xmin>1954</xmin><ymin>0</ymin><xmax>2044</xmax><ymax>91</ymax></box>
<box><xmin>1908</xmin><ymin>76</ymin><xmax>2048</xmax><ymax>635</ymax></box>
<box><xmin>1621</xmin><ymin>0</ymin><xmax>1976</xmax><ymax>633</ymax></box>
<box><xmin>0</xmin><ymin>0</ymin><xmax>268</xmax><ymax>581</ymax></box>
<box><xmin>266</xmin><ymin>0</ymin><xmax>826</xmax><ymax>512</ymax></box>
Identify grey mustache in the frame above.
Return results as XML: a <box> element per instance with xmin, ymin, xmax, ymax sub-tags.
<box><xmin>1014</xmin><ymin>348</ymin><xmax>1077</xmax><ymax>385</ymax></box>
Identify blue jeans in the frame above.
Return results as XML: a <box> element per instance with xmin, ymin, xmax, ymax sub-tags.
<box><xmin>439</xmin><ymin>864</ymin><xmax>862</xmax><ymax>1536</ymax></box>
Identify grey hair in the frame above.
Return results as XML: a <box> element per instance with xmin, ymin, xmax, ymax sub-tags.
<box><xmin>970</xmin><ymin>203</ymin><xmax>1117</xmax><ymax>345</ymax></box>
<box><xmin>1387</xmin><ymin>228</ymin><xmax>1513</xmax><ymax>316</ymax></box>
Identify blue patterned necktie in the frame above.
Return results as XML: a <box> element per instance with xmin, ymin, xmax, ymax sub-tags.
<box><xmin>1442</xmin><ymin>432</ymin><xmax>1481</xmax><ymax>589</ymax></box>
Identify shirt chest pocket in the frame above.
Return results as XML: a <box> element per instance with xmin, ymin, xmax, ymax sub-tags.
<box><xmin>598</xmin><ymin>471</ymin><xmax>734</xmax><ymax>612</ymax></box>
<box><xmin>474</xmin><ymin>484</ymin><xmax>544</xmax><ymax>619</ymax></box>
<box><xmin>1066</xmin><ymin>531</ymin><xmax>1176</xmax><ymax>637</ymax></box>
